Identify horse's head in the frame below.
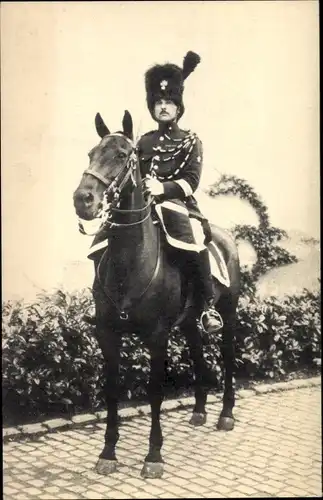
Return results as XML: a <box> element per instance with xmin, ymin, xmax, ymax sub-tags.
<box><xmin>73</xmin><ymin>110</ymin><xmax>136</xmax><ymax>221</ymax></box>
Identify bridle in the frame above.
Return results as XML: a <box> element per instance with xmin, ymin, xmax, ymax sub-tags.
<box><xmin>77</xmin><ymin>133</ymin><xmax>160</xmax><ymax>321</ymax></box>
<box><xmin>78</xmin><ymin>133</ymin><xmax>153</xmax><ymax>236</ymax></box>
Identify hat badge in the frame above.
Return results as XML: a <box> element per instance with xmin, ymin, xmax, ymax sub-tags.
<box><xmin>160</xmin><ymin>80</ymin><xmax>168</xmax><ymax>90</ymax></box>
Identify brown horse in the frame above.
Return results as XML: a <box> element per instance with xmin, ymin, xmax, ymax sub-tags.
<box><xmin>73</xmin><ymin>110</ymin><xmax>240</xmax><ymax>478</ymax></box>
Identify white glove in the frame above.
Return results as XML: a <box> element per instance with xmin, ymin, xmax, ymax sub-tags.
<box><xmin>144</xmin><ymin>175</ymin><xmax>164</xmax><ymax>196</ymax></box>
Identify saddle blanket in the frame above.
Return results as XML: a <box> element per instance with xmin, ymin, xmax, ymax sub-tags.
<box><xmin>87</xmin><ymin>200</ymin><xmax>230</xmax><ymax>288</ymax></box>
<box><xmin>155</xmin><ymin>201</ymin><xmax>230</xmax><ymax>287</ymax></box>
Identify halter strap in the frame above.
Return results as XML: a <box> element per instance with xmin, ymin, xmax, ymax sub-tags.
<box><xmin>83</xmin><ymin>169</ymin><xmax>111</xmax><ymax>188</ymax></box>
<box><xmin>78</xmin><ymin>134</ymin><xmax>142</xmax><ymax>236</ymax></box>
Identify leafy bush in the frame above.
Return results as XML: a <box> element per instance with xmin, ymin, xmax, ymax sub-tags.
<box><xmin>2</xmin><ymin>285</ymin><xmax>321</xmax><ymax>423</ymax></box>
<box><xmin>3</xmin><ymin>175</ymin><xmax>320</xmax><ymax>424</ymax></box>
<box><xmin>206</xmin><ymin>176</ymin><xmax>320</xmax><ymax>377</ymax></box>
<box><xmin>2</xmin><ymin>289</ymin><xmax>195</xmax><ymax>419</ymax></box>
<box><xmin>235</xmin><ymin>287</ymin><xmax>321</xmax><ymax>379</ymax></box>
<box><xmin>2</xmin><ymin>290</ymin><xmax>105</xmax><ymax>417</ymax></box>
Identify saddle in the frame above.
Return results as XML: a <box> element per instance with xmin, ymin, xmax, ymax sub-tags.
<box><xmin>153</xmin><ymin>201</ymin><xmax>230</xmax><ymax>288</ymax></box>
<box><xmin>88</xmin><ymin>207</ymin><xmax>230</xmax><ymax>289</ymax></box>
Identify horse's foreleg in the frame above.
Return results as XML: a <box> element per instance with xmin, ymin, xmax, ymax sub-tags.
<box><xmin>141</xmin><ymin>338</ymin><xmax>167</xmax><ymax>479</ymax></box>
<box><xmin>185</xmin><ymin>321</ymin><xmax>210</xmax><ymax>426</ymax></box>
<box><xmin>217</xmin><ymin>314</ymin><xmax>236</xmax><ymax>431</ymax></box>
<box><xmin>95</xmin><ymin>328</ymin><xmax>121</xmax><ymax>475</ymax></box>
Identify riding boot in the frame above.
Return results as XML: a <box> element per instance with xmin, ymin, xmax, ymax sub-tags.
<box><xmin>194</xmin><ymin>249</ymin><xmax>223</xmax><ymax>335</ymax></box>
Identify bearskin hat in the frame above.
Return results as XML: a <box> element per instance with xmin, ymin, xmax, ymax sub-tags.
<box><xmin>145</xmin><ymin>51</ymin><xmax>201</xmax><ymax>120</ymax></box>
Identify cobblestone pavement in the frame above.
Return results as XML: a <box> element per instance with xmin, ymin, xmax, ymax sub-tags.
<box><xmin>3</xmin><ymin>386</ymin><xmax>322</xmax><ymax>499</ymax></box>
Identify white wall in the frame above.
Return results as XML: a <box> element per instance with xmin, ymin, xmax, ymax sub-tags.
<box><xmin>1</xmin><ymin>1</ymin><xmax>320</xmax><ymax>300</ymax></box>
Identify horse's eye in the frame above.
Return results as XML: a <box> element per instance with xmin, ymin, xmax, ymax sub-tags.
<box><xmin>117</xmin><ymin>152</ymin><xmax>127</xmax><ymax>160</ymax></box>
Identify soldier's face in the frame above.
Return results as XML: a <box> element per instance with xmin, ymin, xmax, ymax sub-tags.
<box><xmin>154</xmin><ymin>99</ymin><xmax>178</xmax><ymax>123</ymax></box>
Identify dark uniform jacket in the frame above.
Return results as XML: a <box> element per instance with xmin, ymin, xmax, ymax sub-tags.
<box><xmin>137</xmin><ymin>122</ymin><xmax>203</xmax><ymax>213</ymax></box>
<box><xmin>88</xmin><ymin>123</ymin><xmax>209</xmax><ymax>259</ymax></box>
<box><xmin>137</xmin><ymin>122</ymin><xmax>210</xmax><ymax>250</ymax></box>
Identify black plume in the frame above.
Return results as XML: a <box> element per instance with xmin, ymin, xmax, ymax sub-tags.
<box><xmin>182</xmin><ymin>51</ymin><xmax>201</xmax><ymax>80</ymax></box>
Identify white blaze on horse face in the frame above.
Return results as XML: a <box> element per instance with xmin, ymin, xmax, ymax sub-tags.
<box><xmin>154</xmin><ymin>99</ymin><xmax>178</xmax><ymax>123</ymax></box>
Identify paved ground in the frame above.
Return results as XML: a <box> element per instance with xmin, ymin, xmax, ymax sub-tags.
<box><xmin>3</xmin><ymin>385</ymin><xmax>322</xmax><ymax>499</ymax></box>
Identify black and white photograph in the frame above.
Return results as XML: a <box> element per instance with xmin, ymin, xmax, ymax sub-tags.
<box><xmin>2</xmin><ymin>1</ymin><xmax>321</xmax><ymax>498</ymax></box>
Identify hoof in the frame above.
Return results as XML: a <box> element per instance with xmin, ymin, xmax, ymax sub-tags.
<box><xmin>217</xmin><ymin>416</ymin><xmax>235</xmax><ymax>431</ymax></box>
<box><xmin>95</xmin><ymin>458</ymin><xmax>118</xmax><ymax>475</ymax></box>
<box><xmin>189</xmin><ymin>412</ymin><xmax>207</xmax><ymax>426</ymax></box>
<box><xmin>141</xmin><ymin>462</ymin><xmax>164</xmax><ymax>479</ymax></box>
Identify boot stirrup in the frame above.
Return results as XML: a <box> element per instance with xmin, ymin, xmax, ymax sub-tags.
<box><xmin>200</xmin><ymin>308</ymin><xmax>223</xmax><ymax>334</ymax></box>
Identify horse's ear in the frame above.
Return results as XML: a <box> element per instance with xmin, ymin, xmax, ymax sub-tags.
<box><xmin>122</xmin><ymin>110</ymin><xmax>133</xmax><ymax>140</ymax></box>
<box><xmin>95</xmin><ymin>113</ymin><xmax>110</xmax><ymax>138</ymax></box>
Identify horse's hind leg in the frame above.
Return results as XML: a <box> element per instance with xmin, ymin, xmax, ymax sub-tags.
<box><xmin>141</xmin><ymin>335</ymin><xmax>168</xmax><ymax>479</ymax></box>
<box><xmin>217</xmin><ymin>308</ymin><xmax>236</xmax><ymax>431</ymax></box>
<box><xmin>95</xmin><ymin>328</ymin><xmax>121</xmax><ymax>475</ymax></box>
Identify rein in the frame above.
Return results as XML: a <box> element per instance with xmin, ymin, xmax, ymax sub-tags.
<box><xmin>78</xmin><ymin>135</ymin><xmax>153</xmax><ymax>235</ymax></box>
<box><xmin>78</xmin><ymin>200</ymin><xmax>153</xmax><ymax>235</ymax></box>
<box><xmin>105</xmin><ymin>207</ymin><xmax>152</xmax><ymax>229</ymax></box>
<box><xmin>78</xmin><ymin>132</ymin><xmax>160</xmax><ymax>319</ymax></box>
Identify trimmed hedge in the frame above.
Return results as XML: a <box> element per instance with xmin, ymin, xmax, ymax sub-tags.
<box><xmin>2</xmin><ymin>286</ymin><xmax>321</xmax><ymax>421</ymax></box>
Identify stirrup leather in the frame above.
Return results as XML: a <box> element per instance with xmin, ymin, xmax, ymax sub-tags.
<box><xmin>200</xmin><ymin>306</ymin><xmax>223</xmax><ymax>334</ymax></box>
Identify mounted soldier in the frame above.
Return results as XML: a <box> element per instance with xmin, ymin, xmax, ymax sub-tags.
<box><xmin>137</xmin><ymin>51</ymin><xmax>224</xmax><ymax>335</ymax></box>
<box><xmin>74</xmin><ymin>53</ymin><xmax>240</xmax><ymax>474</ymax></box>
<box><xmin>84</xmin><ymin>51</ymin><xmax>228</xmax><ymax>336</ymax></box>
